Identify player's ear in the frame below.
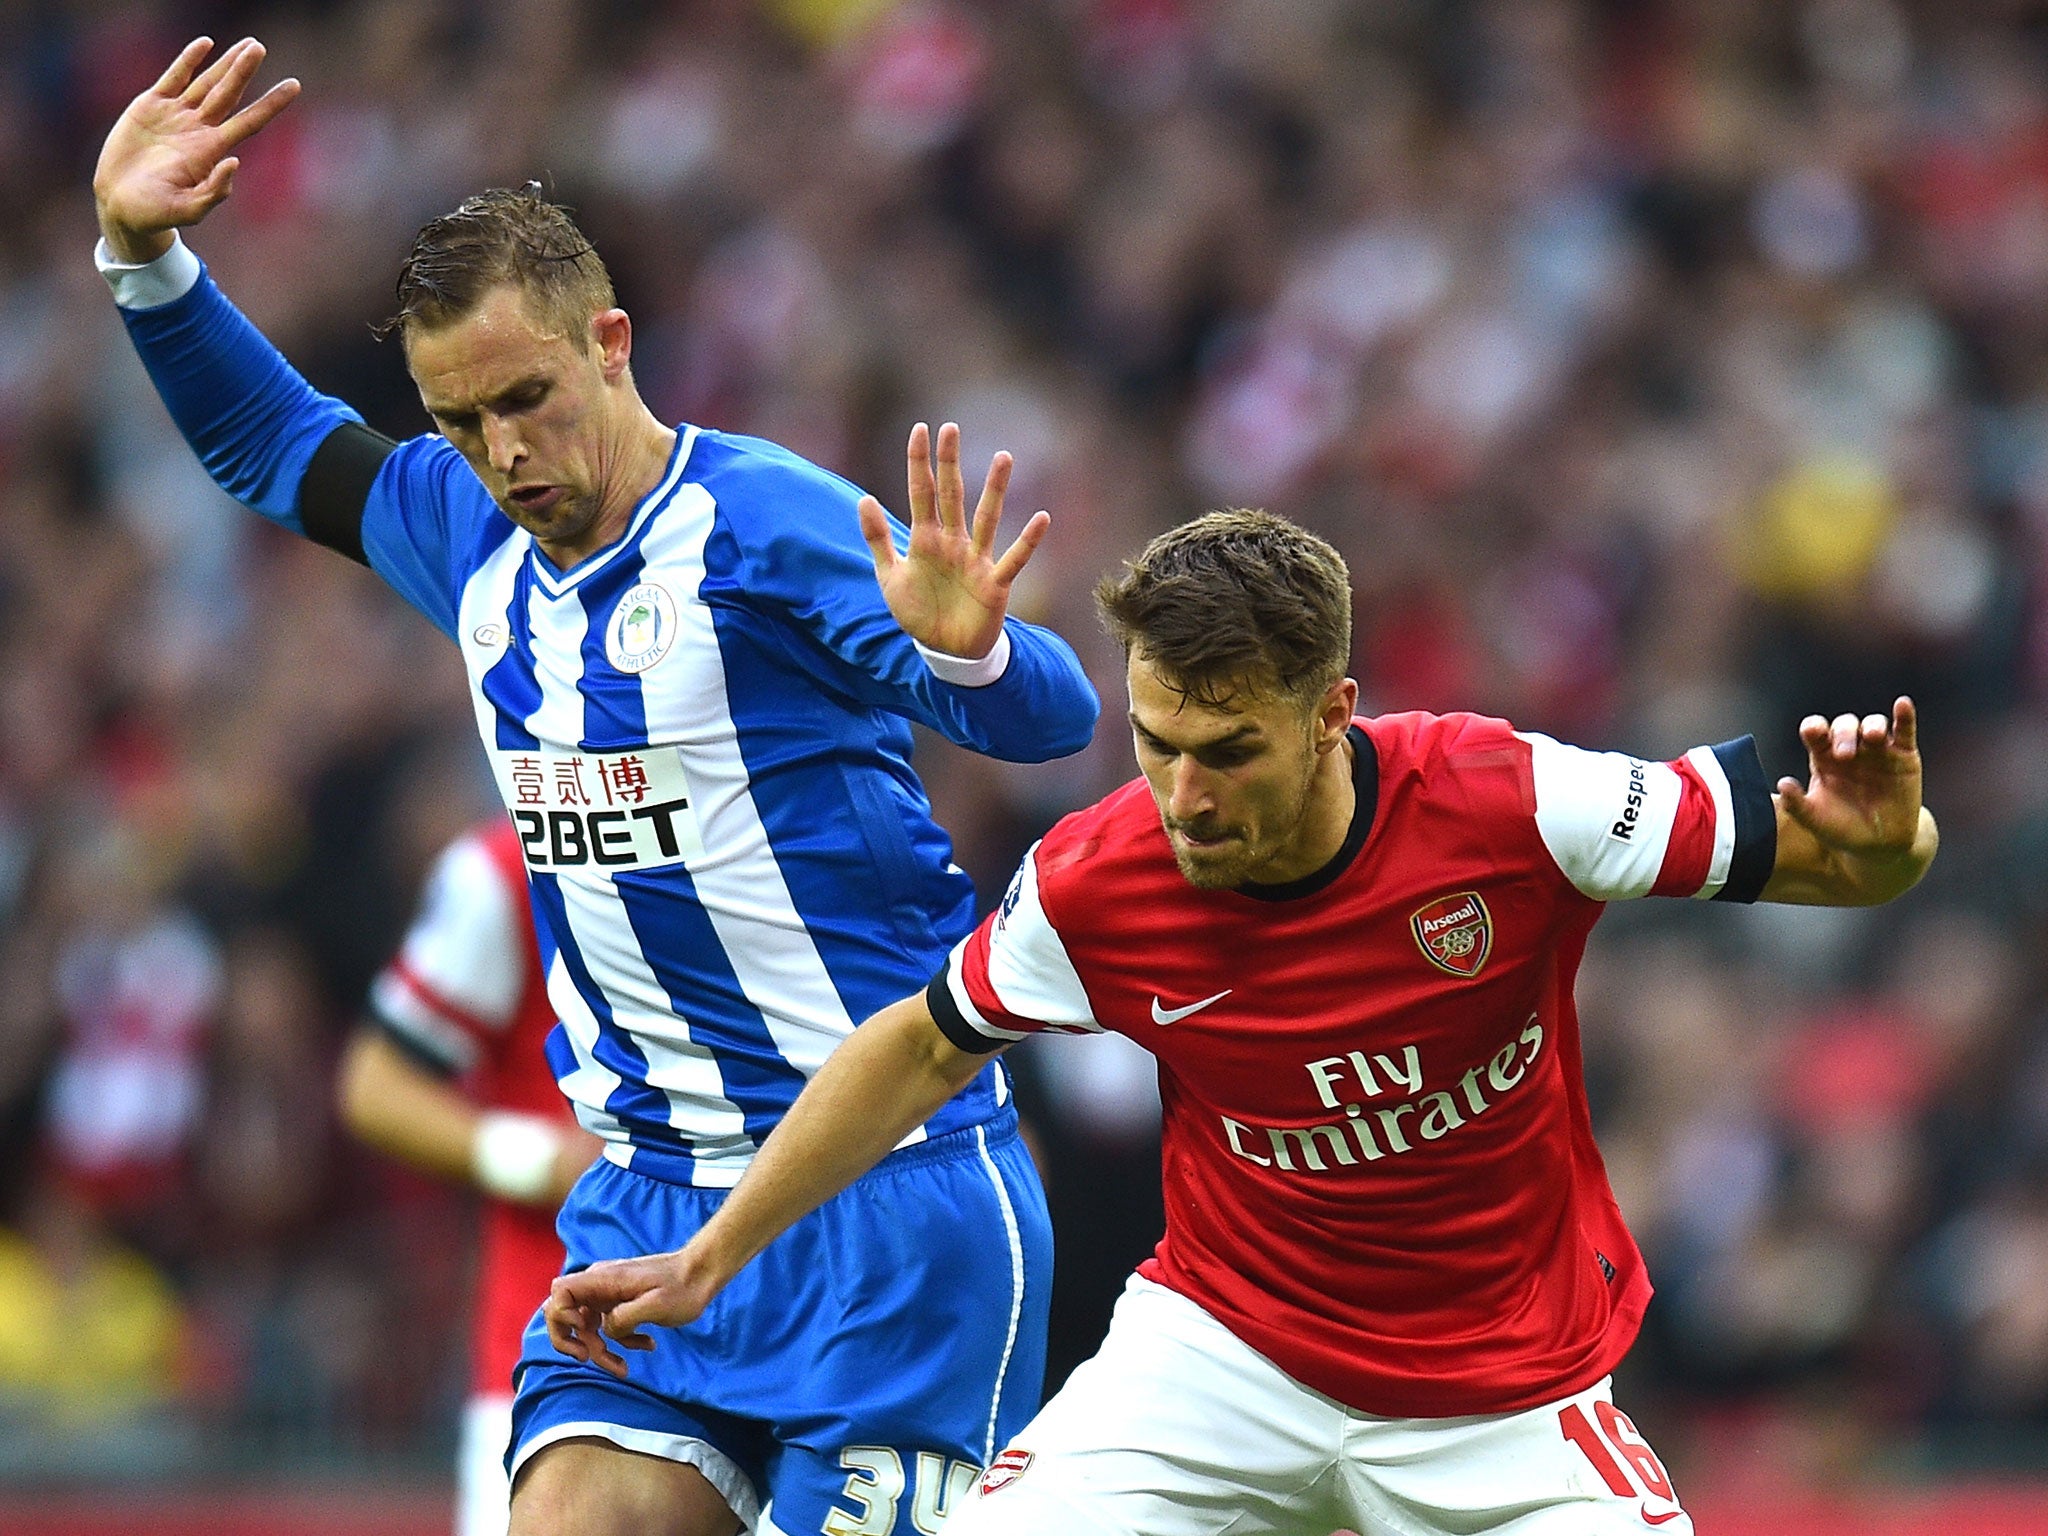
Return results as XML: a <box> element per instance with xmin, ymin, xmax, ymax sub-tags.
<box><xmin>1314</xmin><ymin>678</ymin><xmax>1358</xmax><ymax>749</ymax></box>
<box><xmin>592</xmin><ymin>307</ymin><xmax>632</xmax><ymax>380</ymax></box>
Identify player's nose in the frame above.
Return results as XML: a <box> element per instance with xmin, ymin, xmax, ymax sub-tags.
<box><xmin>482</xmin><ymin>414</ymin><xmax>525</xmax><ymax>474</ymax></box>
<box><xmin>1167</xmin><ymin>758</ymin><xmax>1215</xmax><ymax>820</ymax></box>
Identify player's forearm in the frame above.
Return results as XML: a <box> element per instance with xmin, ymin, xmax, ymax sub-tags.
<box><xmin>339</xmin><ymin>1029</ymin><xmax>578</xmax><ymax>1203</ymax></box>
<box><xmin>1763</xmin><ymin>804</ymin><xmax>1939</xmax><ymax>905</ymax></box>
<box><xmin>337</xmin><ymin>1029</ymin><xmax>484</xmax><ymax>1183</ymax></box>
<box><xmin>102</xmin><ymin>237</ymin><xmax>365</xmax><ymax>528</ymax></box>
<box><xmin>684</xmin><ymin>997</ymin><xmax>987</xmax><ymax>1284</ymax></box>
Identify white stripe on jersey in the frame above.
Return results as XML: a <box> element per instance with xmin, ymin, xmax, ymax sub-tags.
<box><xmin>457</xmin><ymin>528</ymin><xmax>531</xmax><ymax>748</ymax></box>
<box><xmin>524</xmin><ymin>567</ymin><xmax>594</xmax><ymax>747</ymax></box>
<box><xmin>633</xmin><ymin>485</ymin><xmax>903</xmax><ymax>1153</ymax></box>
<box><xmin>547</xmin><ymin>953</ymin><xmax>631</xmax><ymax>1161</ymax></box>
<box><xmin>1684</xmin><ymin>744</ymin><xmax>1738</xmax><ymax>899</ymax></box>
<box><xmin>1518</xmin><ymin>731</ymin><xmax>1684</xmax><ymax>901</ymax></box>
<box><xmin>553</xmin><ymin>862</ymin><xmax>749</xmax><ymax>1179</ymax></box>
<box><xmin>956</xmin><ymin>845</ymin><xmax>1100</xmax><ymax>1038</ymax></box>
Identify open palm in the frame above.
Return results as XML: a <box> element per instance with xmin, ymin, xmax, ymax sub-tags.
<box><xmin>858</xmin><ymin>422</ymin><xmax>1050</xmax><ymax>661</ymax></box>
<box><xmin>94</xmin><ymin>37</ymin><xmax>299</xmax><ymax>262</ymax></box>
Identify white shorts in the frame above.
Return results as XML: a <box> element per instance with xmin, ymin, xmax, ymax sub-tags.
<box><xmin>943</xmin><ymin>1276</ymin><xmax>1692</xmax><ymax>1536</ymax></box>
<box><xmin>458</xmin><ymin>1394</ymin><xmax>514</xmax><ymax>1536</ymax></box>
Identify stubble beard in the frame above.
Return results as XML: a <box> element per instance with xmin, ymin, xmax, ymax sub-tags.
<box><xmin>1167</xmin><ymin>739</ymin><xmax>1321</xmax><ymax>890</ymax></box>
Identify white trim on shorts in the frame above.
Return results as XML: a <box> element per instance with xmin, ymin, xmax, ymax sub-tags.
<box><xmin>509</xmin><ymin>1419</ymin><xmax>762</xmax><ymax>1530</ymax></box>
<box><xmin>973</xmin><ymin>1121</ymin><xmax>1029</xmax><ymax>1466</ymax></box>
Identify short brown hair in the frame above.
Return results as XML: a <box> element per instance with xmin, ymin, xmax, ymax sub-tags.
<box><xmin>1095</xmin><ymin>509</ymin><xmax>1353</xmax><ymax>706</ymax></box>
<box><xmin>379</xmin><ymin>184</ymin><xmax>615</xmax><ymax>343</ymax></box>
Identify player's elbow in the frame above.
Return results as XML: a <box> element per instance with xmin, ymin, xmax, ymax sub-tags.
<box><xmin>991</xmin><ymin>693</ymin><xmax>1101</xmax><ymax>763</ymax></box>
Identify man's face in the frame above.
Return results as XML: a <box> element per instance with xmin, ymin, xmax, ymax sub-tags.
<box><xmin>1127</xmin><ymin>649</ymin><xmax>1335</xmax><ymax>890</ymax></box>
<box><xmin>405</xmin><ymin>284</ymin><xmax>622</xmax><ymax>557</ymax></box>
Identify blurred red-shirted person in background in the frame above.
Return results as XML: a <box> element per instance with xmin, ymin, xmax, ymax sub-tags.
<box><xmin>339</xmin><ymin>819</ymin><xmax>599</xmax><ymax>1536</ymax></box>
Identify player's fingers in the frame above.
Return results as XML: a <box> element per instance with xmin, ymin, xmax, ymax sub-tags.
<box><xmin>198</xmin><ymin>38</ymin><xmax>266</xmax><ymax>121</ymax></box>
<box><xmin>857</xmin><ymin>496</ymin><xmax>899</xmax><ymax>577</ymax></box>
<box><xmin>905</xmin><ymin>422</ymin><xmax>934</xmax><ymax>527</ymax></box>
<box><xmin>990</xmin><ymin>510</ymin><xmax>1050</xmax><ymax>588</ymax></box>
<box><xmin>183</xmin><ymin>35</ymin><xmax>254</xmax><ymax>105</ymax></box>
<box><xmin>584</xmin><ymin>1326</ymin><xmax>628</xmax><ymax>1378</ymax></box>
<box><xmin>219</xmin><ymin>77</ymin><xmax>301</xmax><ymax>147</ymax></box>
<box><xmin>1860</xmin><ymin>712</ymin><xmax>1888</xmax><ymax>749</ymax></box>
<box><xmin>1829</xmin><ymin>712</ymin><xmax>1859</xmax><ymax>758</ymax></box>
<box><xmin>152</xmin><ymin>38</ymin><xmax>215</xmax><ymax>99</ymax></box>
<box><xmin>186</xmin><ymin>157</ymin><xmax>237</xmax><ymax>213</ymax></box>
<box><xmin>1776</xmin><ymin>777</ymin><xmax>1818</xmax><ymax>830</ymax></box>
<box><xmin>933</xmin><ymin>422</ymin><xmax>965</xmax><ymax>535</ymax></box>
<box><xmin>969</xmin><ymin>451</ymin><xmax>1013</xmax><ymax>555</ymax></box>
<box><xmin>543</xmin><ymin>1291</ymin><xmax>591</xmax><ymax>1361</ymax></box>
<box><xmin>1892</xmin><ymin>696</ymin><xmax>1917</xmax><ymax>754</ymax></box>
<box><xmin>601</xmin><ymin>1307</ymin><xmax>655</xmax><ymax>1350</ymax></box>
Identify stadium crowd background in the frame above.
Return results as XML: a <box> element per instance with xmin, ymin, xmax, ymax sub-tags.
<box><xmin>2</xmin><ymin>0</ymin><xmax>2047</xmax><ymax>1512</ymax></box>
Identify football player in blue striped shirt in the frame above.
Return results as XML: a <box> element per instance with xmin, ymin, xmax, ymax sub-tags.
<box><xmin>94</xmin><ymin>37</ymin><xmax>1099</xmax><ymax>1536</ymax></box>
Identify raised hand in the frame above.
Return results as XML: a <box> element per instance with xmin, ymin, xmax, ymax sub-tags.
<box><xmin>93</xmin><ymin>37</ymin><xmax>300</xmax><ymax>263</ymax></box>
<box><xmin>1778</xmin><ymin>696</ymin><xmax>1924</xmax><ymax>856</ymax></box>
<box><xmin>544</xmin><ymin>1250</ymin><xmax>721</xmax><ymax>1380</ymax></box>
<box><xmin>858</xmin><ymin>422</ymin><xmax>1051</xmax><ymax>662</ymax></box>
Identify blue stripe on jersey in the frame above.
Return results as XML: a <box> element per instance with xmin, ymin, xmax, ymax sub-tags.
<box><xmin>524</xmin><ymin>871</ymin><xmax>679</xmax><ymax>1135</ymax></box>
<box><xmin>572</xmin><ymin>526</ymin><xmax>658</xmax><ymax>753</ymax></box>
<box><xmin>610</xmin><ymin>868</ymin><xmax>801</xmax><ymax>1143</ymax></box>
<box><xmin>570</xmin><ymin>522</ymin><xmax>803</xmax><ymax>1144</ymax></box>
<box><xmin>482</xmin><ymin>559</ymin><xmax>545</xmax><ymax>750</ymax></box>
<box><xmin>698</xmin><ymin>509</ymin><xmax>998</xmax><ymax>1133</ymax></box>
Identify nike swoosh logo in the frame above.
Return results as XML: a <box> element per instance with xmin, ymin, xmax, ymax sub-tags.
<box><xmin>1641</xmin><ymin>1508</ymin><xmax>1683</xmax><ymax>1527</ymax></box>
<box><xmin>1150</xmin><ymin>989</ymin><xmax>1232</xmax><ymax>1025</ymax></box>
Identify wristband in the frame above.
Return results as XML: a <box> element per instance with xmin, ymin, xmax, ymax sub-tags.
<box><xmin>94</xmin><ymin>232</ymin><xmax>203</xmax><ymax>310</ymax></box>
<box><xmin>914</xmin><ymin>628</ymin><xmax>1012</xmax><ymax>687</ymax></box>
<box><xmin>472</xmin><ymin>1112</ymin><xmax>563</xmax><ymax>1203</ymax></box>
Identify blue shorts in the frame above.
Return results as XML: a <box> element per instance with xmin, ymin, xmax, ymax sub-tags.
<box><xmin>508</xmin><ymin>1109</ymin><xmax>1051</xmax><ymax>1536</ymax></box>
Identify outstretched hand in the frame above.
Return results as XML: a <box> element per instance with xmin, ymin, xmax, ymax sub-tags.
<box><xmin>544</xmin><ymin>1250</ymin><xmax>722</xmax><ymax>1380</ymax></box>
<box><xmin>1778</xmin><ymin>696</ymin><xmax>1924</xmax><ymax>858</ymax></box>
<box><xmin>858</xmin><ymin>422</ymin><xmax>1050</xmax><ymax>662</ymax></box>
<box><xmin>93</xmin><ymin>37</ymin><xmax>300</xmax><ymax>263</ymax></box>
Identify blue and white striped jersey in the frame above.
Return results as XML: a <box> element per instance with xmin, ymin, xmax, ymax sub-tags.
<box><xmin>105</xmin><ymin>237</ymin><xmax>1100</xmax><ymax>1186</ymax></box>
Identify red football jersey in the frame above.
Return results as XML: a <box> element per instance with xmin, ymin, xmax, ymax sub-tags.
<box><xmin>368</xmin><ymin>819</ymin><xmax>572</xmax><ymax>1396</ymax></box>
<box><xmin>931</xmin><ymin>713</ymin><xmax>1774</xmax><ymax>1417</ymax></box>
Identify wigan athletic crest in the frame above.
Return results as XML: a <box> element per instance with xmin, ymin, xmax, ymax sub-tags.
<box><xmin>606</xmin><ymin>582</ymin><xmax>679</xmax><ymax>673</ymax></box>
<box><xmin>1411</xmin><ymin>891</ymin><xmax>1493</xmax><ymax>977</ymax></box>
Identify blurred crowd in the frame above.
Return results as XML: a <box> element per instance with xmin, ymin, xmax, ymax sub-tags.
<box><xmin>1</xmin><ymin>0</ymin><xmax>2046</xmax><ymax>1489</ymax></box>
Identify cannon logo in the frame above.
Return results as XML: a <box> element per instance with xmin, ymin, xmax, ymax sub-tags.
<box><xmin>979</xmin><ymin>1448</ymin><xmax>1033</xmax><ymax>1496</ymax></box>
<box><xmin>1411</xmin><ymin>891</ymin><xmax>1493</xmax><ymax>978</ymax></box>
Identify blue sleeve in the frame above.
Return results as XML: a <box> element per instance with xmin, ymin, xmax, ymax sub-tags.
<box><xmin>117</xmin><ymin>258</ymin><xmax>476</xmax><ymax>639</ymax></box>
<box><xmin>701</xmin><ymin>435</ymin><xmax>1099</xmax><ymax>762</ymax></box>
<box><xmin>117</xmin><ymin>259</ymin><xmax>361</xmax><ymax>533</ymax></box>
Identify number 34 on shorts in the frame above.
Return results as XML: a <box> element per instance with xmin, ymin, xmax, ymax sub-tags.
<box><xmin>822</xmin><ymin>1448</ymin><xmax>982</xmax><ymax>1536</ymax></box>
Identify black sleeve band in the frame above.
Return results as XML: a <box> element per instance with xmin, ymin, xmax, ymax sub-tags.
<box><xmin>1710</xmin><ymin>735</ymin><xmax>1777</xmax><ymax>904</ymax></box>
<box><xmin>369</xmin><ymin>1011</ymin><xmax>463</xmax><ymax>1079</ymax></box>
<box><xmin>926</xmin><ymin>970</ymin><xmax>1008</xmax><ymax>1055</ymax></box>
<box><xmin>298</xmin><ymin>421</ymin><xmax>396</xmax><ymax>566</ymax></box>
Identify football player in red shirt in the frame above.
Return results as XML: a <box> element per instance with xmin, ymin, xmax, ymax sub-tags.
<box><xmin>340</xmin><ymin>820</ymin><xmax>601</xmax><ymax>1536</ymax></box>
<box><xmin>545</xmin><ymin>511</ymin><xmax>1937</xmax><ymax>1536</ymax></box>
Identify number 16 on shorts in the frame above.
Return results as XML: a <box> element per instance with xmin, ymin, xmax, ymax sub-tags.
<box><xmin>1558</xmin><ymin>1398</ymin><xmax>1686</xmax><ymax>1526</ymax></box>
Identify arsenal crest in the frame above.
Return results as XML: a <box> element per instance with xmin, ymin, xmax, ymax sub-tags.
<box><xmin>979</xmin><ymin>1448</ymin><xmax>1033</xmax><ymax>1496</ymax></box>
<box><xmin>1411</xmin><ymin>891</ymin><xmax>1493</xmax><ymax>977</ymax></box>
